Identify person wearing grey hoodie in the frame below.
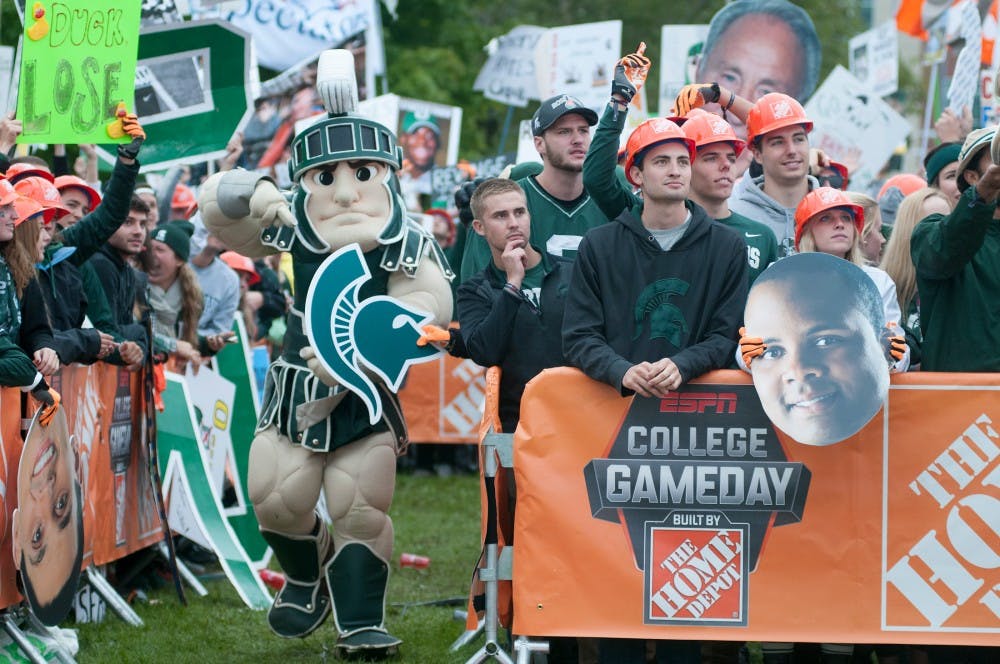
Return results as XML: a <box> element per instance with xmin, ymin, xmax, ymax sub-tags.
<box><xmin>728</xmin><ymin>92</ymin><xmax>820</xmax><ymax>257</ymax></box>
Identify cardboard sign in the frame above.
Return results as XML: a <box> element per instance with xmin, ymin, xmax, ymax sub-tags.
<box><xmin>849</xmin><ymin>21</ymin><xmax>899</xmax><ymax>97</ymax></box>
<box><xmin>657</xmin><ymin>25</ymin><xmax>709</xmax><ymax>117</ymax></box>
<box><xmin>804</xmin><ymin>66</ymin><xmax>910</xmax><ymax>191</ymax></box>
<box><xmin>533</xmin><ymin>20</ymin><xmax>621</xmax><ymax>113</ymax></box>
<box><xmin>398</xmin><ymin>355</ymin><xmax>485</xmax><ymax>444</ymax></box>
<box><xmin>474</xmin><ymin>25</ymin><xmax>545</xmax><ymax>107</ymax></box>
<box><xmin>304</xmin><ymin>245</ymin><xmax>441</xmax><ymax>425</ymax></box>
<box><xmin>224</xmin><ymin>0</ymin><xmax>381</xmax><ymax>73</ymax></box>
<box><xmin>512</xmin><ymin>368</ymin><xmax>1000</xmax><ymax>645</ymax></box>
<box><xmin>16</xmin><ymin>0</ymin><xmax>142</xmax><ymax>144</ymax></box>
<box><xmin>947</xmin><ymin>0</ymin><xmax>983</xmax><ymax>114</ymax></box>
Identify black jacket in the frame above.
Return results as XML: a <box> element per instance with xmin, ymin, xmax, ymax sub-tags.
<box><xmin>457</xmin><ymin>253</ymin><xmax>572</xmax><ymax>431</ymax></box>
<box><xmin>562</xmin><ymin>201</ymin><xmax>747</xmax><ymax>393</ymax></box>
<box><xmin>88</xmin><ymin>245</ymin><xmax>147</xmax><ymax>352</ymax></box>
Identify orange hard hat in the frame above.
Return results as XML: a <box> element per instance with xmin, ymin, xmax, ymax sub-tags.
<box><xmin>0</xmin><ymin>179</ymin><xmax>17</xmax><ymax>207</ymax></box>
<box><xmin>623</xmin><ymin>118</ymin><xmax>696</xmax><ymax>186</ymax></box>
<box><xmin>15</xmin><ymin>177</ymin><xmax>70</xmax><ymax>223</ymax></box>
<box><xmin>171</xmin><ymin>183</ymin><xmax>197</xmax><ymax>218</ymax></box>
<box><xmin>746</xmin><ymin>93</ymin><xmax>813</xmax><ymax>145</ymax></box>
<box><xmin>681</xmin><ymin>113</ymin><xmax>745</xmax><ymax>156</ymax></box>
<box><xmin>54</xmin><ymin>175</ymin><xmax>102</xmax><ymax>210</ymax></box>
<box><xmin>794</xmin><ymin>187</ymin><xmax>864</xmax><ymax>250</ymax></box>
<box><xmin>11</xmin><ymin>194</ymin><xmax>45</xmax><ymax>227</ymax></box>
<box><xmin>4</xmin><ymin>162</ymin><xmax>54</xmax><ymax>184</ymax></box>
<box><xmin>877</xmin><ymin>173</ymin><xmax>927</xmax><ymax>200</ymax></box>
<box><xmin>220</xmin><ymin>251</ymin><xmax>260</xmax><ymax>286</ymax></box>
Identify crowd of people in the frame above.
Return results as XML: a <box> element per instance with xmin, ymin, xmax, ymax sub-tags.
<box><xmin>0</xmin><ymin>1</ymin><xmax>996</xmax><ymax>661</ymax></box>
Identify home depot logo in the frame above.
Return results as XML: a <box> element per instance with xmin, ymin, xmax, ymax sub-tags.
<box><xmin>644</xmin><ymin>513</ymin><xmax>749</xmax><ymax>626</ymax></box>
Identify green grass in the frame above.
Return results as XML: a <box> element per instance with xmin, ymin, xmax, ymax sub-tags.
<box><xmin>75</xmin><ymin>473</ymin><xmax>484</xmax><ymax>663</ymax></box>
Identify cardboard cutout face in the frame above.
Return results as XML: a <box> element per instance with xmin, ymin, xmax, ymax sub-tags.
<box><xmin>743</xmin><ymin>254</ymin><xmax>889</xmax><ymax>446</ymax></box>
<box><xmin>12</xmin><ymin>408</ymin><xmax>82</xmax><ymax>625</ymax></box>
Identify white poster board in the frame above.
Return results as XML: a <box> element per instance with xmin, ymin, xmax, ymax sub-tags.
<box><xmin>658</xmin><ymin>24</ymin><xmax>709</xmax><ymax>117</ymax></box>
<box><xmin>533</xmin><ymin>20</ymin><xmax>622</xmax><ymax>112</ymax></box>
<box><xmin>946</xmin><ymin>0</ymin><xmax>983</xmax><ymax>114</ymax></box>
<box><xmin>848</xmin><ymin>21</ymin><xmax>899</xmax><ymax>97</ymax></box>
<box><xmin>474</xmin><ymin>25</ymin><xmax>546</xmax><ymax>107</ymax></box>
<box><xmin>804</xmin><ymin>66</ymin><xmax>910</xmax><ymax>191</ymax></box>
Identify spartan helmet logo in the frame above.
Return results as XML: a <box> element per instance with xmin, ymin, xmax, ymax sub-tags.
<box><xmin>633</xmin><ymin>278</ymin><xmax>691</xmax><ymax>348</ymax></box>
<box><xmin>819</xmin><ymin>188</ymin><xmax>842</xmax><ymax>204</ymax></box>
<box><xmin>770</xmin><ymin>99</ymin><xmax>792</xmax><ymax>119</ymax></box>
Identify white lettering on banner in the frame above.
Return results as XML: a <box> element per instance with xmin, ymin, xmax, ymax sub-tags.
<box><xmin>888</xmin><ymin>413</ymin><xmax>1000</xmax><ymax>626</ymax></box>
<box><xmin>649</xmin><ymin>531</ymin><xmax>742</xmax><ymax>618</ymax></box>
<box><xmin>605</xmin><ymin>463</ymin><xmax>793</xmax><ymax>507</ymax></box>
<box><xmin>440</xmin><ymin>359</ymin><xmax>486</xmax><ymax>436</ymax></box>
<box><xmin>625</xmin><ymin>425</ymin><xmax>768</xmax><ymax>458</ymax></box>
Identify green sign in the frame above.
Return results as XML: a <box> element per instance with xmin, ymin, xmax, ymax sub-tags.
<box><xmin>158</xmin><ymin>372</ymin><xmax>271</xmax><ymax>610</ymax></box>
<box><xmin>108</xmin><ymin>20</ymin><xmax>254</xmax><ymax>171</ymax></box>
<box><xmin>16</xmin><ymin>0</ymin><xmax>141</xmax><ymax>144</ymax></box>
<box><xmin>212</xmin><ymin>317</ymin><xmax>270</xmax><ymax>567</ymax></box>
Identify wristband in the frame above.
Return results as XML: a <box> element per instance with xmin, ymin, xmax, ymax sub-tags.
<box><xmin>723</xmin><ymin>90</ymin><xmax>736</xmax><ymax>111</ymax></box>
<box><xmin>504</xmin><ymin>281</ymin><xmax>522</xmax><ymax>298</ymax></box>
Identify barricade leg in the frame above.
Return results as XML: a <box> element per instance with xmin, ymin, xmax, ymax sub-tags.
<box><xmin>0</xmin><ymin>611</ymin><xmax>48</xmax><ymax>664</ymax></box>
<box><xmin>157</xmin><ymin>542</ymin><xmax>208</xmax><ymax>597</ymax></box>
<box><xmin>23</xmin><ymin>611</ymin><xmax>76</xmax><ymax>664</ymax></box>
<box><xmin>84</xmin><ymin>567</ymin><xmax>143</xmax><ymax>627</ymax></box>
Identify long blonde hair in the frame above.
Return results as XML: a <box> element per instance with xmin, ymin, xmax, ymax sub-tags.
<box><xmin>3</xmin><ymin>217</ymin><xmax>41</xmax><ymax>299</ymax></box>
<box><xmin>797</xmin><ymin>213</ymin><xmax>866</xmax><ymax>266</ymax></box>
<box><xmin>879</xmin><ymin>187</ymin><xmax>951</xmax><ymax>311</ymax></box>
<box><xmin>846</xmin><ymin>191</ymin><xmax>882</xmax><ymax>264</ymax></box>
<box><xmin>176</xmin><ymin>264</ymin><xmax>204</xmax><ymax>346</ymax></box>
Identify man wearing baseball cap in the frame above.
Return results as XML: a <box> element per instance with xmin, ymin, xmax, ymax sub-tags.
<box><xmin>398</xmin><ymin>110</ymin><xmax>442</xmax><ymax>207</ymax></box>
<box><xmin>910</xmin><ymin>126</ymin><xmax>1000</xmax><ymax>374</ymax></box>
<box><xmin>459</xmin><ymin>93</ymin><xmax>606</xmax><ymax>281</ymax></box>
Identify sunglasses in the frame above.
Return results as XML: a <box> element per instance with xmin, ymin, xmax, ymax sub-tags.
<box><xmin>817</xmin><ymin>173</ymin><xmax>845</xmax><ymax>189</ymax></box>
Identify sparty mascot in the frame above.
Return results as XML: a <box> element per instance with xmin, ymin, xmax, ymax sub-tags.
<box><xmin>198</xmin><ymin>50</ymin><xmax>453</xmax><ymax>655</ymax></box>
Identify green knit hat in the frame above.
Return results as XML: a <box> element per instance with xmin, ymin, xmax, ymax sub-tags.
<box><xmin>150</xmin><ymin>223</ymin><xmax>193</xmax><ymax>262</ymax></box>
<box><xmin>923</xmin><ymin>142</ymin><xmax>961</xmax><ymax>187</ymax></box>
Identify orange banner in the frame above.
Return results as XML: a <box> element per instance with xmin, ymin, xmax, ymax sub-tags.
<box><xmin>512</xmin><ymin>368</ymin><xmax>1000</xmax><ymax>645</ymax></box>
<box><xmin>399</xmin><ymin>354</ymin><xmax>483</xmax><ymax>444</ymax></box>
<box><xmin>0</xmin><ymin>364</ymin><xmax>162</xmax><ymax>609</ymax></box>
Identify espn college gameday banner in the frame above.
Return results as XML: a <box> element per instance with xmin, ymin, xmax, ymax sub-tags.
<box><xmin>512</xmin><ymin>368</ymin><xmax>1000</xmax><ymax>645</ymax></box>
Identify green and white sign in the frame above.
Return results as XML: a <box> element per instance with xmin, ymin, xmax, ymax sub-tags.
<box><xmin>158</xmin><ymin>371</ymin><xmax>271</xmax><ymax>610</ymax></box>
<box><xmin>100</xmin><ymin>20</ymin><xmax>256</xmax><ymax>172</ymax></box>
<box><xmin>16</xmin><ymin>0</ymin><xmax>142</xmax><ymax>144</ymax></box>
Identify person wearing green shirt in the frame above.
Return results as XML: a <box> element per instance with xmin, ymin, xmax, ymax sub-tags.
<box><xmin>460</xmin><ymin>94</ymin><xmax>606</xmax><ymax>281</ymax></box>
<box><xmin>680</xmin><ymin>111</ymin><xmax>778</xmax><ymax>285</ymax></box>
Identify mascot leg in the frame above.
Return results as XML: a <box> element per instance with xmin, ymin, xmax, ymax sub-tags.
<box><xmin>323</xmin><ymin>430</ymin><xmax>400</xmax><ymax>654</ymax></box>
<box><xmin>249</xmin><ymin>427</ymin><xmax>330</xmax><ymax>638</ymax></box>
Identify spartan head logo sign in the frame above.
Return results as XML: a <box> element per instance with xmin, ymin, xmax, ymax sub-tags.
<box><xmin>633</xmin><ymin>278</ymin><xmax>690</xmax><ymax>348</ymax></box>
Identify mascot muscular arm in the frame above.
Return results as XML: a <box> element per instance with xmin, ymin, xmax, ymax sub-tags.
<box><xmin>198</xmin><ymin>50</ymin><xmax>452</xmax><ymax>655</ymax></box>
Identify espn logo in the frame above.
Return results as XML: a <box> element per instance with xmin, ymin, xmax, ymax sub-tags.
<box><xmin>659</xmin><ymin>392</ymin><xmax>737</xmax><ymax>414</ymax></box>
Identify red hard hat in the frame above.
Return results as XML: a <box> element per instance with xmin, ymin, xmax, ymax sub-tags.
<box><xmin>54</xmin><ymin>175</ymin><xmax>102</xmax><ymax>210</ymax></box>
<box><xmin>220</xmin><ymin>251</ymin><xmax>260</xmax><ymax>286</ymax></box>
<box><xmin>746</xmin><ymin>93</ymin><xmax>813</xmax><ymax>145</ymax></box>
<box><xmin>11</xmin><ymin>195</ymin><xmax>45</xmax><ymax>227</ymax></box>
<box><xmin>877</xmin><ymin>173</ymin><xmax>927</xmax><ymax>200</ymax></box>
<box><xmin>0</xmin><ymin>179</ymin><xmax>17</xmax><ymax>207</ymax></box>
<box><xmin>172</xmin><ymin>183</ymin><xmax>197</xmax><ymax>218</ymax></box>
<box><xmin>794</xmin><ymin>187</ymin><xmax>864</xmax><ymax>250</ymax></box>
<box><xmin>624</xmin><ymin>118</ymin><xmax>696</xmax><ymax>187</ymax></box>
<box><xmin>15</xmin><ymin>177</ymin><xmax>70</xmax><ymax>223</ymax></box>
<box><xmin>681</xmin><ymin>113</ymin><xmax>745</xmax><ymax>156</ymax></box>
<box><xmin>4</xmin><ymin>162</ymin><xmax>54</xmax><ymax>184</ymax></box>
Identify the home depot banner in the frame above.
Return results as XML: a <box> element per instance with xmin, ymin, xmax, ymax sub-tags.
<box><xmin>512</xmin><ymin>368</ymin><xmax>1000</xmax><ymax>645</ymax></box>
<box><xmin>399</xmin><ymin>355</ymin><xmax>483</xmax><ymax>444</ymax></box>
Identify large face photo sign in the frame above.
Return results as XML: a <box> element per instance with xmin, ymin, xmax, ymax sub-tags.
<box><xmin>13</xmin><ymin>408</ymin><xmax>83</xmax><ymax>626</ymax></box>
<box><xmin>743</xmin><ymin>253</ymin><xmax>890</xmax><ymax>446</ymax></box>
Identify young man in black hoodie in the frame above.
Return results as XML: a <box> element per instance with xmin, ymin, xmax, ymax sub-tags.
<box><xmin>568</xmin><ymin>48</ymin><xmax>747</xmax><ymax>401</ymax></box>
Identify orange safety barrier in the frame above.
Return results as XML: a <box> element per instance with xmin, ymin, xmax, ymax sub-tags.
<box><xmin>511</xmin><ymin>368</ymin><xmax>1000</xmax><ymax>645</ymax></box>
<box><xmin>0</xmin><ymin>364</ymin><xmax>162</xmax><ymax>609</ymax></box>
